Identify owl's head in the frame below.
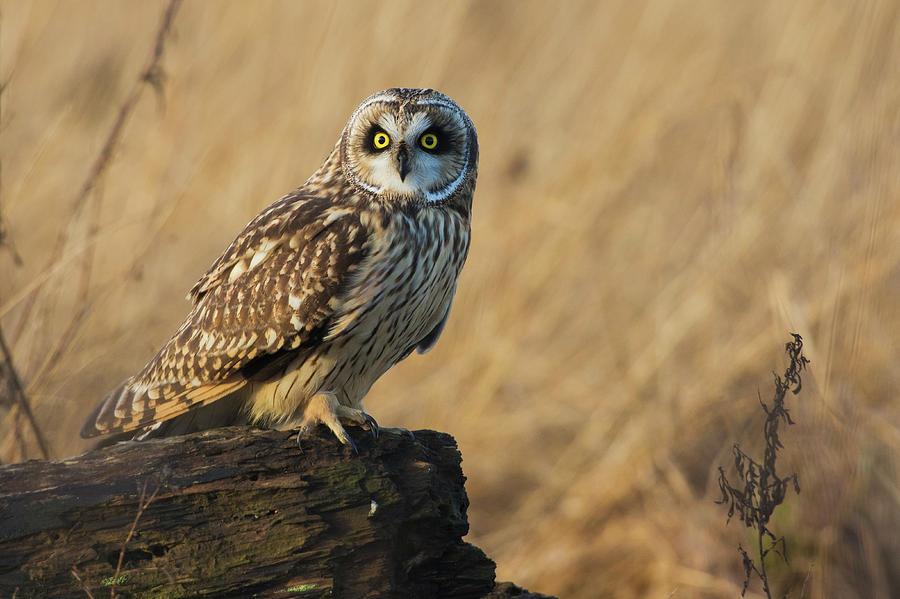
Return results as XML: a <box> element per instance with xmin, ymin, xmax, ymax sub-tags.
<box><xmin>340</xmin><ymin>88</ymin><xmax>478</xmax><ymax>205</ymax></box>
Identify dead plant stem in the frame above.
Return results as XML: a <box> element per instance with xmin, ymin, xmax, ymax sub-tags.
<box><xmin>0</xmin><ymin>324</ymin><xmax>49</xmax><ymax>458</ymax></box>
<box><xmin>9</xmin><ymin>0</ymin><xmax>183</xmax><ymax>367</ymax></box>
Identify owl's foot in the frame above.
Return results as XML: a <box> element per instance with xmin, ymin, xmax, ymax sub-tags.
<box><xmin>295</xmin><ymin>396</ymin><xmax>383</xmax><ymax>452</ymax></box>
<box><xmin>340</xmin><ymin>409</ymin><xmax>379</xmax><ymax>439</ymax></box>
<box><xmin>296</xmin><ymin>393</ymin><xmax>358</xmax><ymax>454</ymax></box>
<box><xmin>327</xmin><ymin>404</ymin><xmax>379</xmax><ymax>439</ymax></box>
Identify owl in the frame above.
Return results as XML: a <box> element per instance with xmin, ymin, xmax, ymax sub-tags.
<box><xmin>80</xmin><ymin>88</ymin><xmax>478</xmax><ymax>451</ymax></box>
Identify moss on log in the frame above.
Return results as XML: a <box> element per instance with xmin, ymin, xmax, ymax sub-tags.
<box><xmin>0</xmin><ymin>427</ymin><xmax>554</xmax><ymax>598</ymax></box>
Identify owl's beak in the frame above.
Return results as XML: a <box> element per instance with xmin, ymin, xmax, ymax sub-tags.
<box><xmin>397</xmin><ymin>146</ymin><xmax>411</xmax><ymax>182</ymax></box>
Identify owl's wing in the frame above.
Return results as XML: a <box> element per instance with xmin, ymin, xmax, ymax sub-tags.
<box><xmin>415</xmin><ymin>293</ymin><xmax>454</xmax><ymax>354</ymax></box>
<box><xmin>80</xmin><ymin>193</ymin><xmax>369</xmax><ymax>438</ymax></box>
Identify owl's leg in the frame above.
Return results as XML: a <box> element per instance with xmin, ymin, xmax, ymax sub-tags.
<box><xmin>296</xmin><ymin>392</ymin><xmax>358</xmax><ymax>453</ymax></box>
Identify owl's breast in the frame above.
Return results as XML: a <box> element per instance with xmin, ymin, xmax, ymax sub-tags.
<box><xmin>326</xmin><ymin>206</ymin><xmax>469</xmax><ymax>372</ymax></box>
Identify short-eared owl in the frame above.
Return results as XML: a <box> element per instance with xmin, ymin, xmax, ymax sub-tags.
<box><xmin>81</xmin><ymin>88</ymin><xmax>478</xmax><ymax>450</ymax></box>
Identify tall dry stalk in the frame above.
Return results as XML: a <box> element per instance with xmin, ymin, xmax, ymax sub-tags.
<box><xmin>0</xmin><ymin>0</ymin><xmax>182</xmax><ymax>460</ymax></box>
<box><xmin>717</xmin><ymin>334</ymin><xmax>809</xmax><ymax>598</ymax></box>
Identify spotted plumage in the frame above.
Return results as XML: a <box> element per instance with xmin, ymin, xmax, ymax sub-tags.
<box><xmin>81</xmin><ymin>88</ymin><xmax>478</xmax><ymax>448</ymax></box>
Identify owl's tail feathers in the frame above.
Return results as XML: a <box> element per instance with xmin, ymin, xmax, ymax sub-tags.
<box><xmin>79</xmin><ymin>380</ymin><xmax>135</xmax><ymax>439</ymax></box>
<box><xmin>80</xmin><ymin>377</ymin><xmax>247</xmax><ymax>440</ymax></box>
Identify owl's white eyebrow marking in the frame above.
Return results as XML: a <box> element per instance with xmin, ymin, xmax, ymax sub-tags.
<box><xmin>413</xmin><ymin>99</ymin><xmax>460</xmax><ymax>112</ymax></box>
<box><xmin>350</xmin><ymin>97</ymin><xmax>398</xmax><ymax>122</ymax></box>
<box><xmin>355</xmin><ymin>95</ymin><xmax>458</xmax><ymax>119</ymax></box>
<box><xmin>376</xmin><ymin>113</ymin><xmax>399</xmax><ymax>132</ymax></box>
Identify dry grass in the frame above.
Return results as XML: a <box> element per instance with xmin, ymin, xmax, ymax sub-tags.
<box><xmin>2</xmin><ymin>1</ymin><xmax>898</xmax><ymax>597</ymax></box>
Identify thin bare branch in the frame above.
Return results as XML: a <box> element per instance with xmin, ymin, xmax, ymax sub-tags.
<box><xmin>9</xmin><ymin>0</ymin><xmax>183</xmax><ymax>357</ymax></box>
<box><xmin>0</xmin><ymin>324</ymin><xmax>49</xmax><ymax>458</ymax></box>
<box><xmin>110</xmin><ymin>479</ymin><xmax>162</xmax><ymax>599</ymax></box>
<box><xmin>0</xmin><ymin>65</ymin><xmax>24</xmax><ymax>267</ymax></box>
<box><xmin>70</xmin><ymin>566</ymin><xmax>96</xmax><ymax>599</ymax></box>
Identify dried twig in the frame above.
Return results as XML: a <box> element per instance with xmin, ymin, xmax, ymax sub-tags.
<box><xmin>0</xmin><ymin>324</ymin><xmax>49</xmax><ymax>458</ymax></box>
<box><xmin>1</xmin><ymin>70</ymin><xmax>24</xmax><ymax>267</ymax></box>
<box><xmin>109</xmin><ymin>479</ymin><xmax>162</xmax><ymax>599</ymax></box>
<box><xmin>70</xmin><ymin>566</ymin><xmax>96</xmax><ymax>599</ymax></box>
<box><xmin>0</xmin><ymin>211</ymin><xmax>23</xmax><ymax>266</ymax></box>
<box><xmin>0</xmin><ymin>175</ymin><xmax>25</xmax><ymax>266</ymax></box>
<box><xmin>9</xmin><ymin>0</ymin><xmax>183</xmax><ymax>370</ymax></box>
<box><xmin>717</xmin><ymin>333</ymin><xmax>809</xmax><ymax>598</ymax></box>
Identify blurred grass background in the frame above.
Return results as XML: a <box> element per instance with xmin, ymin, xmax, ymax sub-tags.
<box><xmin>2</xmin><ymin>1</ymin><xmax>898</xmax><ymax>597</ymax></box>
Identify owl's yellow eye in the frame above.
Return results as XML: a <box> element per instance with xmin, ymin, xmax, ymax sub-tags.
<box><xmin>420</xmin><ymin>132</ymin><xmax>438</xmax><ymax>150</ymax></box>
<box><xmin>373</xmin><ymin>132</ymin><xmax>390</xmax><ymax>150</ymax></box>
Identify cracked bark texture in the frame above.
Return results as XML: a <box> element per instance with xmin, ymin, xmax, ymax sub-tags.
<box><xmin>0</xmin><ymin>427</ymin><xmax>555</xmax><ymax>599</ymax></box>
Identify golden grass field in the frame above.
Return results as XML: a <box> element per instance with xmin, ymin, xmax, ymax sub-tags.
<box><xmin>2</xmin><ymin>1</ymin><xmax>898</xmax><ymax>597</ymax></box>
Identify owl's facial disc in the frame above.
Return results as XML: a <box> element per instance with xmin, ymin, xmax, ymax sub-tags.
<box><xmin>342</xmin><ymin>93</ymin><xmax>473</xmax><ymax>203</ymax></box>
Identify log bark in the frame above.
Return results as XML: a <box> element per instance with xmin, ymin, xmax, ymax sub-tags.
<box><xmin>0</xmin><ymin>427</ymin><xmax>555</xmax><ymax>599</ymax></box>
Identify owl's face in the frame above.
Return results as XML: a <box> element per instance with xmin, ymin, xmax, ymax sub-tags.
<box><xmin>340</xmin><ymin>89</ymin><xmax>478</xmax><ymax>204</ymax></box>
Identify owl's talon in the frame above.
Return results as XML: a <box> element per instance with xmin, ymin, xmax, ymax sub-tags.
<box><xmin>364</xmin><ymin>414</ymin><xmax>379</xmax><ymax>439</ymax></box>
<box><xmin>331</xmin><ymin>423</ymin><xmax>358</xmax><ymax>454</ymax></box>
<box><xmin>296</xmin><ymin>422</ymin><xmax>316</xmax><ymax>449</ymax></box>
<box><xmin>329</xmin><ymin>422</ymin><xmax>359</xmax><ymax>454</ymax></box>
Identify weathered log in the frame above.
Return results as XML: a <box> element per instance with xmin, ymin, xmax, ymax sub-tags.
<box><xmin>0</xmin><ymin>427</ymin><xmax>555</xmax><ymax>598</ymax></box>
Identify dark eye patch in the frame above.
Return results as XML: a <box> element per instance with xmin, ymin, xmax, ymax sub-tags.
<box><xmin>364</xmin><ymin>125</ymin><xmax>390</xmax><ymax>153</ymax></box>
<box><xmin>420</xmin><ymin>127</ymin><xmax>456</xmax><ymax>154</ymax></box>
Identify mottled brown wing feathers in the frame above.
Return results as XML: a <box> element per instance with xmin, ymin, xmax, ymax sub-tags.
<box><xmin>190</xmin><ymin>193</ymin><xmax>350</xmax><ymax>302</ymax></box>
<box><xmin>81</xmin><ymin>193</ymin><xmax>369</xmax><ymax>438</ymax></box>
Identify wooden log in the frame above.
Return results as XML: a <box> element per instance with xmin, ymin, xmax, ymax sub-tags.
<box><xmin>0</xmin><ymin>427</ymin><xmax>555</xmax><ymax>598</ymax></box>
